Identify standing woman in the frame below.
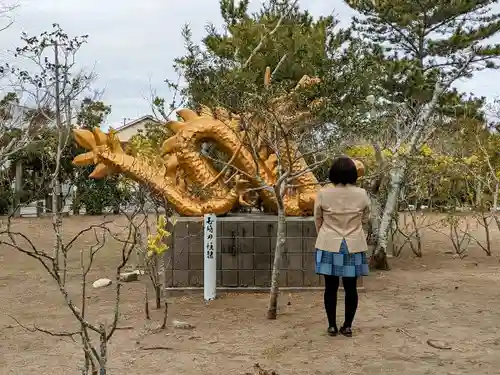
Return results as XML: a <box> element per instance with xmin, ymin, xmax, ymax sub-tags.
<box><xmin>314</xmin><ymin>156</ymin><xmax>370</xmax><ymax>337</ymax></box>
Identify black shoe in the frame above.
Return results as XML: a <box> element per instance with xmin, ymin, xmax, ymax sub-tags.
<box><xmin>327</xmin><ymin>326</ymin><xmax>338</xmax><ymax>336</ymax></box>
<box><xmin>339</xmin><ymin>326</ymin><xmax>352</xmax><ymax>337</ymax></box>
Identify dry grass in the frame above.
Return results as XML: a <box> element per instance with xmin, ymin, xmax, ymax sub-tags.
<box><xmin>1</xmin><ymin>215</ymin><xmax>500</xmax><ymax>374</ymax></box>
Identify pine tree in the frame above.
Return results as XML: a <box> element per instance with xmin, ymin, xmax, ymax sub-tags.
<box><xmin>173</xmin><ymin>0</ymin><xmax>346</xmax><ymax>111</ymax></box>
<box><xmin>345</xmin><ymin>0</ymin><xmax>500</xmax><ymax>105</ymax></box>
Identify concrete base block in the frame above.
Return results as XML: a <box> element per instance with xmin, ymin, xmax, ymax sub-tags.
<box><xmin>165</xmin><ymin>213</ymin><xmax>369</xmax><ymax>290</ymax></box>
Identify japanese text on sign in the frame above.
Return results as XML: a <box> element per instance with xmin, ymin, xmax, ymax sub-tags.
<box><xmin>204</xmin><ymin>214</ymin><xmax>216</xmax><ymax>260</ymax></box>
<box><xmin>203</xmin><ymin>213</ymin><xmax>217</xmax><ymax>301</ymax></box>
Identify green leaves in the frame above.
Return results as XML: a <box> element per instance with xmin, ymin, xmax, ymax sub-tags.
<box><xmin>220</xmin><ymin>0</ymin><xmax>250</xmax><ymax>26</ymax></box>
<box><xmin>76</xmin><ymin>98</ymin><xmax>111</xmax><ymax>130</ymax></box>
<box><xmin>174</xmin><ymin>0</ymin><xmax>342</xmax><ymax>112</ymax></box>
<box><xmin>340</xmin><ymin>0</ymin><xmax>500</xmax><ymax>145</ymax></box>
<box><xmin>345</xmin><ymin>0</ymin><xmax>500</xmax><ymax>87</ymax></box>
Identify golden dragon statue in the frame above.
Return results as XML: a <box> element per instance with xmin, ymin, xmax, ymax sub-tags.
<box><xmin>71</xmin><ymin>68</ymin><xmax>364</xmax><ymax>216</ymax></box>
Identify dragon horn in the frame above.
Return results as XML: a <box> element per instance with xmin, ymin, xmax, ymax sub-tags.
<box><xmin>177</xmin><ymin>108</ymin><xmax>199</xmax><ymax>121</ymax></box>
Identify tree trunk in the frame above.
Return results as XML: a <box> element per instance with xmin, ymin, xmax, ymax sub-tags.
<box><xmin>390</xmin><ymin>198</ymin><xmax>401</xmax><ymax>257</ymax></box>
<box><xmin>475</xmin><ymin>180</ymin><xmax>482</xmax><ymax>207</ymax></box>
<box><xmin>371</xmin><ymin>165</ymin><xmax>405</xmax><ymax>270</ymax></box>
<box><xmin>494</xmin><ymin>183</ymin><xmax>499</xmax><ymax>210</ymax></box>
<box><xmin>73</xmin><ymin>191</ymin><xmax>79</xmax><ymax>215</ymax></box>
<box><xmin>155</xmin><ymin>284</ymin><xmax>161</xmax><ymax>309</ymax></box>
<box><xmin>368</xmin><ymin>194</ymin><xmax>382</xmax><ymax>251</ymax></box>
<box><xmin>145</xmin><ymin>284</ymin><xmax>150</xmax><ymax>320</ymax></box>
<box><xmin>482</xmin><ymin>212</ymin><xmax>492</xmax><ymax>256</ymax></box>
<box><xmin>371</xmin><ymin>83</ymin><xmax>444</xmax><ymax>269</ymax></box>
<box><xmin>98</xmin><ymin>325</ymin><xmax>107</xmax><ymax>375</ymax></box>
<box><xmin>13</xmin><ymin>160</ymin><xmax>22</xmax><ymax>217</ymax></box>
<box><xmin>267</xmin><ymin>203</ymin><xmax>286</xmax><ymax>320</ymax></box>
<box><xmin>492</xmin><ymin>184</ymin><xmax>500</xmax><ymax>232</ymax></box>
<box><xmin>160</xmin><ymin>301</ymin><xmax>168</xmax><ymax>329</ymax></box>
<box><xmin>367</xmin><ymin>142</ymin><xmax>385</xmax><ymax>253</ymax></box>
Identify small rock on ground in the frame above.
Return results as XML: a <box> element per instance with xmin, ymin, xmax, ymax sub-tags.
<box><xmin>120</xmin><ymin>272</ymin><xmax>139</xmax><ymax>282</ymax></box>
<box><xmin>172</xmin><ymin>320</ymin><xmax>195</xmax><ymax>330</ymax></box>
<box><xmin>427</xmin><ymin>339</ymin><xmax>452</xmax><ymax>350</ymax></box>
<box><xmin>92</xmin><ymin>278</ymin><xmax>112</xmax><ymax>288</ymax></box>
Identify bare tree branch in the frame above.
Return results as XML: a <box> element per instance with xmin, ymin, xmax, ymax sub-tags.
<box><xmin>8</xmin><ymin>315</ymin><xmax>80</xmax><ymax>341</ymax></box>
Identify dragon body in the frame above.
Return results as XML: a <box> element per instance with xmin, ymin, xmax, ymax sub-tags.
<box><xmin>72</xmin><ymin>73</ymin><xmax>364</xmax><ymax>216</ymax></box>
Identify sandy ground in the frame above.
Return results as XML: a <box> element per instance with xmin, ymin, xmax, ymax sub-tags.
<box><xmin>1</xmin><ymin>215</ymin><xmax>500</xmax><ymax>375</ymax></box>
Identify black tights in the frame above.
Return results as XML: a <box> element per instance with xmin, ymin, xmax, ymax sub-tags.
<box><xmin>324</xmin><ymin>275</ymin><xmax>358</xmax><ymax>329</ymax></box>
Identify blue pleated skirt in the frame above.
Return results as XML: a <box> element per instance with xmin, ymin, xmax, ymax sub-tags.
<box><xmin>315</xmin><ymin>239</ymin><xmax>369</xmax><ymax>277</ymax></box>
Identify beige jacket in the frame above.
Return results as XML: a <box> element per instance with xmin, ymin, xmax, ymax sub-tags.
<box><xmin>314</xmin><ymin>184</ymin><xmax>371</xmax><ymax>253</ymax></box>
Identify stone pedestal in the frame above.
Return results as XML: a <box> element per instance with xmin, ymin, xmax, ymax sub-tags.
<box><xmin>164</xmin><ymin>214</ymin><xmax>365</xmax><ymax>291</ymax></box>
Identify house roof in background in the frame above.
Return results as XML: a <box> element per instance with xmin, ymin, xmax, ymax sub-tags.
<box><xmin>113</xmin><ymin>115</ymin><xmax>161</xmax><ymax>132</ymax></box>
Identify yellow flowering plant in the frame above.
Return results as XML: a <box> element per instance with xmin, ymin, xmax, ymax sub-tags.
<box><xmin>146</xmin><ymin>215</ymin><xmax>172</xmax><ymax>257</ymax></box>
<box><xmin>142</xmin><ymin>213</ymin><xmax>176</xmax><ymax>321</ymax></box>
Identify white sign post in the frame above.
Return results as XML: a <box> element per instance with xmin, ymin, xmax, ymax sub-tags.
<box><xmin>203</xmin><ymin>214</ymin><xmax>217</xmax><ymax>301</ymax></box>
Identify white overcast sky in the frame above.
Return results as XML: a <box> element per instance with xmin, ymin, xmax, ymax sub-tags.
<box><xmin>0</xmin><ymin>0</ymin><xmax>499</xmax><ymax>128</ymax></box>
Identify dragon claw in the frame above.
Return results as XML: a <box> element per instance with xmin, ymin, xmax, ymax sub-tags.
<box><xmin>73</xmin><ymin>128</ymin><xmax>97</xmax><ymax>150</ymax></box>
<box><xmin>88</xmin><ymin>163</ymin><xmax>111</xmax><ymax>178</ymax></box>
<box><xmin>72</xmin><ymin>151</ymin><xmax>97</xmax><ymax>166</ymax></box>
<box><xmin>72</xmin><ymin>127</ymin><xmax>124</xmax><ymax>177</ymax></box>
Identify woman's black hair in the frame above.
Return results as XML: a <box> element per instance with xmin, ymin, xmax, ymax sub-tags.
<box><xmin>328</xmin><ymin>156</ymin><xmax>358</xmax><ymax>185</ymax></box>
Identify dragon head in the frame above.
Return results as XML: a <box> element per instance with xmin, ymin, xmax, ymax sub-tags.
<box><xmin>72</xmin><ymin>127</ymin><xmax>124</xmax><ymax>178</ymax></box>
